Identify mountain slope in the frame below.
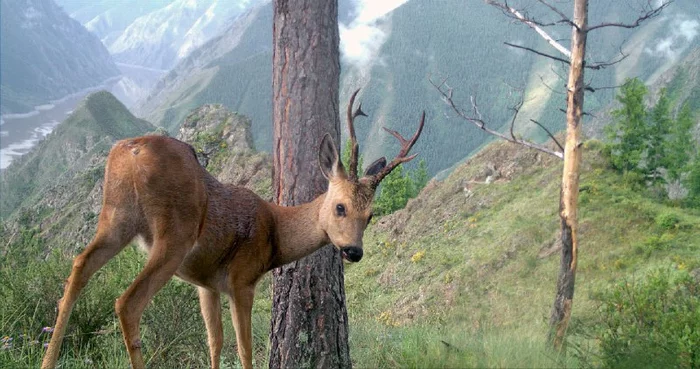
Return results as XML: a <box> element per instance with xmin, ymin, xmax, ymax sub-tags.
<box><xmin>135</xmin><ymin>2</ymin><xmax>273</xmax><ymax>148</ymax></box>
<box><xmin>0</xmin><ymin>91</ymin><xmax>155</xmax><ymax>218</ymax></box>
<box><xmin>138</xmin><ymin>0</ymin><xmax>699</xmax><ymax>176</ymax></box>
<box><xmin>585</xmin><ymin>45</ymin><xmax>700</xmax><ymax>138</ymax></box>
<box><xmin>107</xmin><ymin>0</ymin><xmax>264</xmax><ymax>70</ymax></box>
<box><xmin>55</xmin><ymin>0</ymin><xmax>173</xmax><ymax>47</ymax></box>
<box><xmin>343</xmin><ymin>139</ymin><xmax>700</xmax><ymax>367</ymax></box>
<box><xmin>0</xmin><ymin>0</ymin><xmax>120</xmax><ymax>115</ymax></box>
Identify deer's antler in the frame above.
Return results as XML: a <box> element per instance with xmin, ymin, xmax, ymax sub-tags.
<box><xmin>365</xmin><ymin>111</ymin><xmax>426</xmax><ymax>189</ymax></box>
<box><xmin>346</xmin><ymin>88</ymin><xmax>367</xmax><ymax>181</ymax></box>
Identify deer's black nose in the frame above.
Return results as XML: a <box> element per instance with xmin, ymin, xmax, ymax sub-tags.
<box><xmin>341</xmin><ymin>246</ymin><xmax>363</xmax><ymax>262</ymax></box>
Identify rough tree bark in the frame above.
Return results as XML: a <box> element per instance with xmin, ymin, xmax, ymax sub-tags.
<box><xmin>549</xmin><ymin>0</ymin><xmax>587</xmax><ymax>351</ymax></box>
<box><xmin>269</xmin><ymin>1</ymin><xmax>351</xmax><ymax>368</ymax></box>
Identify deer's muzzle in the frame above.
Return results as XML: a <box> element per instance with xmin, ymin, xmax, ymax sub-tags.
<box><xmin>340</xmin><ymin>247</ymin><xmax>363</xmax><ymax>262</ymax></box>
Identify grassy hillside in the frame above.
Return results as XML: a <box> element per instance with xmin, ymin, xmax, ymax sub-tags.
<box><xmin>0</xmin><ymin>91</ymin><xmax>155</xmax><ymax>219</ymax></box>
<box><xmin>344</xmin><ymin>139</ymin><xmax>700</xmax><ymax>367</ymax></box>
<box><xmin>3</xmin><ymin>130</ymin><xmax>699</xmax><ymax>367</ymax></box>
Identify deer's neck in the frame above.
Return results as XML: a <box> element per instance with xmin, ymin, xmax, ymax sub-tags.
<box><xmin>270</xmin><ymin>193</ymin><xmax>329</xmax><ymax>267</ymax></box>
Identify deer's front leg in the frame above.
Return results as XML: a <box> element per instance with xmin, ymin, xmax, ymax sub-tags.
<box><xmin>228</xmin><ymin>285</ymin><xmax>254</xmax><ymax>369</ymax></box>
<box><xmin>198</xmin><ymin>287</ymin><xmax>223</xmax><ymax>369</ymax></box>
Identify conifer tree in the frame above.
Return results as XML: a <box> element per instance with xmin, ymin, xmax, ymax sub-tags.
<box><xmin>605</xmin><ymin>78</ymin><xmax>649</xmax><ymax>174</ymax></box>
<box><xmin>666</xmin><ymin>104</ymin><xmax>695</xmax><ymax>182</ymax></box>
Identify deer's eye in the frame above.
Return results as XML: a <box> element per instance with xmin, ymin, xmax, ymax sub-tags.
<box><xmin>336</xmin><ymin>204</ymin><xmax>346</xmax><ymax>217</ymax></box>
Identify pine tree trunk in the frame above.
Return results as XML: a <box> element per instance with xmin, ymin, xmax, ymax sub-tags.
<box><xmin>549</xmin><ymin>0</ymin><xmax>587</xmax><ymax>351</ymax></box>
<box><xmin>269</xmin><ymin>1</ymin><xmax>351</xmax><ymax>368</ymax></box>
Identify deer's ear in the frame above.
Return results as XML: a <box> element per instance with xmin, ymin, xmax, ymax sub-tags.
<box><xmin>364</xmin><ymin>157</ymin><xmax>386</xmax><ymax>177</ymax></box>
<box><xmin>319</xmin><ymin>134</ymin><xmax>346</xmax><ymax>180</ymax></box>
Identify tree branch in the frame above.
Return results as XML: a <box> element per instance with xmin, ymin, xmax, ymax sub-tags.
<box><xmin>586</xmin><ymin>50</ymin><xmax>629</xmax><ymax>70</ymax></box>
<box><xmin>505</xmin><ymin>42</ymin><xmax>627</xmax><ymax>71</ymax></box>
<box><xmin>486</xmin><ymin>0</ymin><xmax>572</xmax><ymax>58</ymax></box>
<box><xmin>539</xmin><ymin>74</ymin><xmax>566</xmax><ymax>95</ymax></box>
<box><xmin>430</xmin><ymin>77</ymin><xmax>564</xmax><ymax>159</ymax></box>
<box><xmin>505</xmin><ymin>42</ymin><xmax>571</xmax><ymax>64</ymax></box>
<box><xmin>530</xmin><ymin>119</ymin><xmax>564</xmax><ymax>152</ymax></box>
<box><xmin>536</xmin><ymin>0</ymin><xmax>577</xmax><ymax>29</ymax></box>
<box><xmin>587</xmin><ymin>1</ymin><xmax>672</xmax><ymax>32</ymax></box>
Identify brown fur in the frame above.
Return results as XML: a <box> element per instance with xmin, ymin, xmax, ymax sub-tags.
<box><xmin>41</xmin><ymin>135</ymin><xmax>377</xmax><ymax>369</ymax></box>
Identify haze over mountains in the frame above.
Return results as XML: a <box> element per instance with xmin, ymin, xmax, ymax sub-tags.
<box><xmin>134</xmin><ymin>0</ymin><xmax>700</xmax><ymax>174</ymax></box>
<box><xmin>56</xmin><ymin>0</ymin><xmax>266</xmax><ymax>70</ymax></box>
<box><xmin>1</xmin><ymin>0</ymin><xmax>698</xmax><ymax>176</ymax></box>
<box><xmin>0</xmin><ymin>0</ymin><xmax>119</xmax><ymax>115</ymax></box>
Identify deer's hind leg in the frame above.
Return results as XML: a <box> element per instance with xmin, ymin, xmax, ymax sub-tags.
<box><xmin>114</xmin><ymin>220</ymin><xmax>199</xmax><ymax>369</ymax></box>
<box><xmin>41</xmin><ymin>205</ymin><xmax>136</xmax><ymax>369</ymax></box>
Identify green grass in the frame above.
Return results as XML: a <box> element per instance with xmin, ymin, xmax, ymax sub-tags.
<box><xmin>343</xmin><ymin>140</ymin><xmax>700</xmax><ymax>367</ymax></box>
<box><xmin>3</xmin><ymin>141</ymin><xmax>700</xmax><ymax>368</ymax></box>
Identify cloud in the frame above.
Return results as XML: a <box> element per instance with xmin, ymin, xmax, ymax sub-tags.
<box><xmin>339</xmin><ymin>0</ymin><xmax>410</xmax><ymax>70</ymax></box>
<box><xmin>674</xmin><ymin>19</ymin><xmax>699</xmax><ymax>42</ymax></box>
<box><xmin>644</xmin><ymin>15</ymin><xmax>699</xmax><ymax>60</ymax></box>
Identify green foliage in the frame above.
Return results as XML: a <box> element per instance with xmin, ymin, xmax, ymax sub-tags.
<box><xmin>604</xmin><ymin>79</ymin><xmax>698</xmax><ymax>194</ymax></box>
<box><xmin>591</xmin><ymin>268</ymin><xmax>700</xmax><ymax>369</ymax></box>
<box><xmin>0</xmin><ymin>234</ymin><xmax>258</xmax><ymax>368</ymax></box>
<box><xmin>372</xmin><ymin>160</ymin><xmax>431</xmax><ymax>216</ymax></box>
<box><xmin>374</xmin><ymin>165</ymin><xmax>413</xmax><ymax>216</ymax></box>
<box><xmin>685</xmin><ymin>151</ymin><xmax>700</xmax><ymax>208</ymax></box>
<box><xmin>655</xmin><ymin>211</ymin><xmax>681</xmax><ymax>230</ymax></box>
<box><xmin>411</xmin><ymin>159</ymin><xmax>429</xmax><ymax>193</ymax></box>
<box><xmin>666</xmin><ymin>104</ymin><xmax>695</xmax><ymax>181</ymax></box>
<box><xmin>341</xmin><ymin>138</ymin><xmax>363</xmax><ymax>175</ymax></box>
<box><xmin>605</xmin><ymin>78</ymin><xmax>649</xmax><ymax>174</ymax></box>
<box><xmin>647</xmin><ymin>88</ymin><xmax>671</xmax><ymax>182</ymax></box>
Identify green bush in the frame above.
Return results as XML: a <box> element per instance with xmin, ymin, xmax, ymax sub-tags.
<box><xmin>655</xmin><ymin>212</ymin><xmax>681</xmax><ymax>230</ymax></box>
<box><xmin>591</xmin><ymin>268</ymin><xmax>700</xmax><ymax>369</ymax></box>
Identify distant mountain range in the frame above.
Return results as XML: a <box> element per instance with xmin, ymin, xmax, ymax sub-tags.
<box><xmin>0</xmin><ymin>0</ymin><xmax>120</xmax><ymax>115</ymax></box>
<box><xmin>3</xmin><ymin>0</ymin><xmax>698</xmax><ymax>176</ymax></box>
<box><xmin>135</xmin><ymin>0</ymin><xmax>700</xmax><ymax>175</ymax></box>
<box><xmin>56</xmin><ymin>0</ymin><xmax>266</xmax><ymax>70</ymax></box>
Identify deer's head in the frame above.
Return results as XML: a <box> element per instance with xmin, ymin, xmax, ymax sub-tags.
<box><xmin>318</xmin><ymin>89</ymin><xmax>425</xmax><ymax>263</ymax></box>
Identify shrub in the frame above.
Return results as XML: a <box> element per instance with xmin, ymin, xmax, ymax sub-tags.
<box><xmin>655</xmin><ymin>211</ymin><xmax>681</xmax><ymax>230</ymax></box>
<box><xmin>592</xmin><ymin>268</ymin><xmax>700</xmax><ymax>369</ymax></box>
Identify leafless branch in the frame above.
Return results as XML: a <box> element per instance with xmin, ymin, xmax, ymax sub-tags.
<box><xmin>536</xmin><ymin>0</ymin><xmax>577</xmax><ymax>29</ymax></box>
<box><xmin>486</xmin><ymin>0</ymin><xmax>572</xmax><ymax>58</ymax></box>
<box><xmin>509</xmin><ymin>99</ymin><xmax>524</xmax><ymax>141</ymax></box>
<box><xmin>430</xmin><ymin>77</ymin><xmax>564</xmax><ymax>159</ymax></box>
<box><xmin>505</xmin><ymin>42</ymin><xmax>570</xmax><ymax>64</ymax></box>
<box><xmin>550</xmin><ymin>65</ymin><xmax>568</xmax><ymax>83</ymax></box>
<box><xmin>585</xmin><ymin>84</ymin><xmax>623</xmax><ymax>93</ymax></box>
<box><xmin>506</xmin><ymin>42</ymin><xmax>628</xmax><ymax>71</ymax></box>
<box><xmin>586</xmin><ymin>50</ymin><xmax>629</xmax><ymax>70</ymax></box>
<box><xmin>587</xmin><ymin>1</ymin><xmax>672</xmax><ymax>32</ymax></box>
<box><xmin>558</xmin><ymin>108</ymin><xmax>596</xmax><ymax>118</ymax></box>
<box><xmin>539</xmin><ymin>74</ymin><xmax>566</xmax><ymax>95</ymax></box>
<box><xmin>530</xmin><ymin>119</ymin><xmax>564</xmax><ymax>152</ymax></box>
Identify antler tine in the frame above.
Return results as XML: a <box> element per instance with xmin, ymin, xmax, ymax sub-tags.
<box><xmin>347</xmin><ymin>88</ymin><xmax>367</xmax><ymax>180</ymax></box>
<box><xmin>370</xmin><ymin>111</ymin><xmax>426</xmax><ymax>188</ymax></box>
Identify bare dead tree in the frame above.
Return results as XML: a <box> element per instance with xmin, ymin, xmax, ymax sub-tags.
<box><xmin>436</xmin><ymin>0</ymin><xmax>671</xmax><ymax>352</ymax></box>
<box><xmin>430</xmin><ymin>78</ymin><xmax>564</xmax><ymax>158</ymax></box>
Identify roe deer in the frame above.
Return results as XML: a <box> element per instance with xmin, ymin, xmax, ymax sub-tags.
<box><xmin>41</xmin><ymin>90</ymin><xmax>425</xmax><ymax>369</ymax></box>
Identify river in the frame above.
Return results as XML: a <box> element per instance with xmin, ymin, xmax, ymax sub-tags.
<box><xmin>0</xmin><ymin>64</ymin><xmax>165</xmax><ymax>170</ymax></box>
